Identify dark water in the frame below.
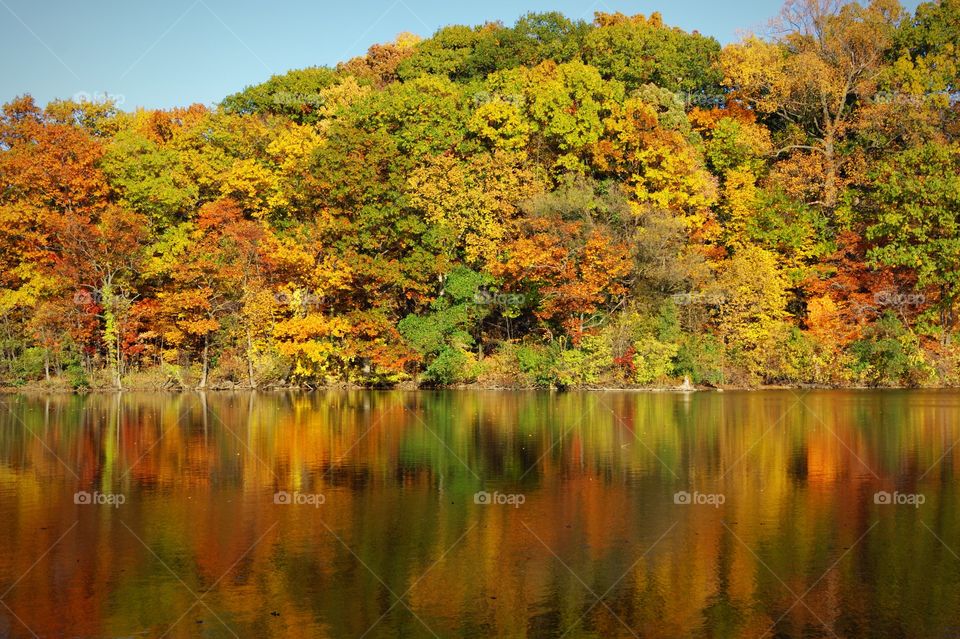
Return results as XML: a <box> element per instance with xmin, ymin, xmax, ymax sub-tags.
<box><xmin>0</xmin><ymin>390</ymin><xmax>958</xmax><ymax>638</ymax></box>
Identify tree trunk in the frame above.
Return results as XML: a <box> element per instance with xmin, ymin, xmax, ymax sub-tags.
<box><xmin>200</xmin><ymin>334</ymin><xmax>210</xmax><ymax>389</ymax></box>
<box><xmin>246</xmin><ymin>327</ymin><xmax>256</xmax><ymax>388</ymax></box>
<box><xmin>116</xmin><ymin>323</ymin><xmax>124</xmax><ymax>388</ymax></box>
<box><xmin>823</xmin><ymin>129</ymin><xmax>837</xmax><ymax>209</ymax></box>
<box><xmin>103</xmin><ymin>288</ymin><xmax>122</xmax><ymax>390</ymax></box>
<box><xmin>942</xmin><ymin>285</ymin><xmax>954</xmax><ymax>346</ymax></box>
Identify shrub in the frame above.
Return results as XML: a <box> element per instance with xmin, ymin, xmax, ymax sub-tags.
<box><xmin>850</xmin><ymin>313</ymin><xmax>934</xmax><ymax>387</ymax></box>
<box><xmin>9</xmin><ymin>347</ymin><xmax>46</xmax><ymax>386</ymax></box>
<box><xmin>674</xmin><ymin>335</ymin><xmax>725</xmax><ymax>386</ymax></box>
<box><xmin>555</xmin><ymin>334</ymin><xmax>613</xmax><ymax>387</ymax></box>
<box><xmin>632</xmin><ymin>336</ymin><xmax>679</xmax><ymax>385</ymax></box>
<box><xmin>515</xmin><ymin>343</ymin><xmax>559</xmax><ymax>387</ymax></box>
<box><xmin>476</xmin><ymin>343</ymin><xmax>525</xmax><ymax>387</ymax></box>
<box><xmin>423</xmin><ymin>346</ymin><xmax>478</xmax><ymax>385</ymax></box>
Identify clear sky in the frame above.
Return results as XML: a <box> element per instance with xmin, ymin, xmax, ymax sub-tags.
<box><xmin>1</xmin><ymin>0</ymin><xmax>922</xmax><ymax>111</ymax></box>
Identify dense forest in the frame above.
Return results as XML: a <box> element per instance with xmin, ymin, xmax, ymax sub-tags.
<box><xmin>1</xmin><ymin>0</ymin><xmax>958</xmax><ymax>390</ymax></box>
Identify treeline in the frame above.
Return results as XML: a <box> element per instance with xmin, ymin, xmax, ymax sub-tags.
<box><xmin>1</xmin><ymin>0</ymin><xmax>958</xmax><ymax>390</ymax></box>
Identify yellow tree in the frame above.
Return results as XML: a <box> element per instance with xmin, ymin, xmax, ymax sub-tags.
<box><xmin>720</xmin><ymin>0</ymin><xmax>902</xmax><ymax>207</ymax></box>
<box><xmin>717</xmin><ymin>244</ymin><xmax>792</xmax><ymax>383</ymax></box>
<box><xmin>592</xmin><ymin>97</ymin><xmax>717</xmax><ymax>228</ymax></box>
<box><xmin>407</xmin><ymin>150</ymin><xmax>547</xmax><ymax>266</ymax></box>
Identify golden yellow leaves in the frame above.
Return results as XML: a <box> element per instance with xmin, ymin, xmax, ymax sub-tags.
<box><xmin>719</xmin><ymin>38</ymin><xmax>786</xmax><ymax>114</ymax></box>
<box><xmin>720</xmin><ymin>167</ymin><xmax>759</xmax><ymax>243</ymax></box>
<box><xmin>628</xmin><ymin>147</ymin><xmax>717</xmax><ymax>221</ymax></box>
<box><xmin>806</xmin><ymin>295</ymin><xmax>846</xmax><ymax>343</ymax></box>
<box><xmin>592</xmin><ymin>11</ymin><xmax>663</xmax><ymax>28</ymax></box>
<box><xmin>157</xmin><ymin>288</ymin><xmax>220</xmax><ymax>346</ymax></box>
<box><xmin>467</xmin><ymin>101</ymin><xmax>531</xmax><ymax>153</ymax></box>
<box><xmin>219</xmin><ymin>158</ymin><xmax>281</xmax><ymax>214</ymax></box>
<box><xmin>594</xmin><ymin>98</ymin><xmax>716</xmax><ymax>225</ymax></box>
<box><xmin>314</xmin><ymin>77</ymin><xmax>372</xmax><ymax>127</ymax></box>
<box><xmin>273</xmin><ymin>313</ymin><xmax>351</xmax><ymax>379</ymax></box>
<box><xmin>407</xmin><ymin>151</ymin><xmax>548</xmax><ymax>265</ymax></box>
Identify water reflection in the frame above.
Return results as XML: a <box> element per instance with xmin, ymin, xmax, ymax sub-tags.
<box><xmin>0</xmin><ymin>390</ymin><xmax>958</xmax><ymax>638</ymax></box>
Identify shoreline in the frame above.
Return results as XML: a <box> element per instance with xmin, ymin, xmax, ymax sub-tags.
<box><xmin>0</xmin><ymin>381</ymin><xmax>938</xmax><ymax>394</ymax></box>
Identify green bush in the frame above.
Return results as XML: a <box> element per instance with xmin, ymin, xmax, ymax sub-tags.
<box><xmin>632</xmin><ymin>336</ymin><xmax>679</xmax><ymax>385</ymax></box>
<box><xmin>850</xmin><ymin>313</ymin><xmax>934</xmax><ymax>387</ymax></box>
<box><xmin>674</xmin><ymin>335</ymin><xmax>725</xmax><ymax>386</ymax></box>
<box><xmin>9</xmin><ymin>347</ymin><xmax>46</xmax><ymax>386</ymax></box>
<box><xmin>555</xmin><ymin>335</ymin><xmax>612</xmax><ymax>387</ymax></box>
<box><xmin>515</xmin><ymin>343</ymin><xmax>558</xmax><ymax>387</ymax></box>
<box><xmin>423</xmin><ymin>346</ymin><xmax>478</xmax><ymax>385</ymax></box>
<box><xmin>399</xmin><ymin>266</ymin><xmax>492</xmax><ymax>385</ymax></box>
<box><xmin>63</xmin><ymin>356</ymin><xmax>89</xmax><ymax>390</ymax></box>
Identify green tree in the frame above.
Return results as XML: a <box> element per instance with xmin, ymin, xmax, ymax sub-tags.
<box><xmin>398</xmin><ymin>267</ymin><xmax>491</xmax><ymax>384</ymax></box>
<box><xmin>583</xmin><ymin>12</ymin><xmax>723</xmax><ymax>94</ymax></box>
<box><xmin>866</xmin><ymin>143</ymin><xmax>960</xmax><ymax>341</ymax></box>
<box><xmin>101</xmin><ymin>129</ymin><xmax>198</xmax><ymax>229</ymax></box>
<box><xmin>220</xmin><ymin>67</ymin><xmax>339</xmax><ymax>123</ymax></box>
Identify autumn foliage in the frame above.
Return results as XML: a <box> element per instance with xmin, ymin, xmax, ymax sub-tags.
<box><xmin>1</xmin><ymin>1</ymin><xmax>959</xmax><ymax>389</ymax></box>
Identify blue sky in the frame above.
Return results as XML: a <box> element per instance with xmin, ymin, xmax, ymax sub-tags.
<box><xmin>1</xmin><ymin>0</ymin><xmax>921</xmax><ymax>111</ymax></box>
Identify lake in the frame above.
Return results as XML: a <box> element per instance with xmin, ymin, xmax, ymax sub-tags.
<box><xmin>0</xmin><ymin>390</ymin><xmax>958</xmax><ymax>638</ymax></box>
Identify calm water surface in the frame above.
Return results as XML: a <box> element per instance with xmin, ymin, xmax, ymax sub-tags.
<box><xmin>0</xmin><ymin>390</ymin><xmax>959</xmax><ymax>638</ymax></box>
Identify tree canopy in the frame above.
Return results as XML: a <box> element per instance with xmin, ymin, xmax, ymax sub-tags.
<box><xmin>2</xmin><ymin>1</ymin><xmax>958</xmax><ymax>389</ymax></box>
